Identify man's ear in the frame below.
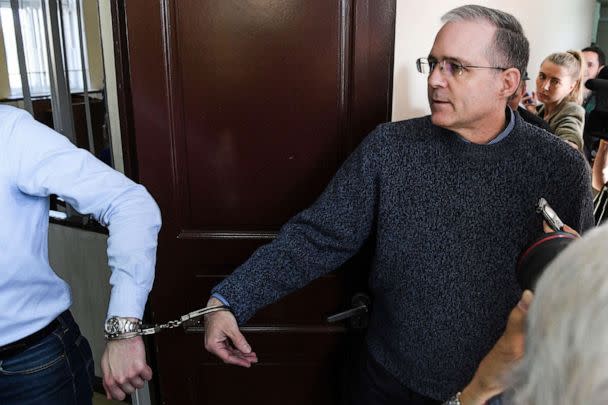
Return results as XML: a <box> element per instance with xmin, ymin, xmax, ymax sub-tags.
<box><xmin>500</xmin><ymin>68</ymin><xmax>521</xmax><ymax>99</ymax></box>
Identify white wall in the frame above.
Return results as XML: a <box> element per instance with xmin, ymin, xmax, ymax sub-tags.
<box><xmin>392</xmin><ymin>0</ymin><xmax>597</xmax><ymax>120</ymax></box>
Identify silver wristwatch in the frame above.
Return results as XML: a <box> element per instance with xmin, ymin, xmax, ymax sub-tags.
<box><xmin>443</xmin><ymin>392</ymin><xmax>461</xmax><ymax>405</ymax></box>
<box><xmin>104</xmin><ymin>316</ymin><xmax>142</xmax><ymax>340</ymax></box>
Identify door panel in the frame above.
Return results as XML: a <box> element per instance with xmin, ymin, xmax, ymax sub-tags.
<box><xmin>122</xmin><ymin>1</ymin><xmax>395</xmax><ymax>403</ymax></box>
<box><xmin>177</xmin><ymin>1</ymin><xmax>343</xmax><ymax>228</ymax></box>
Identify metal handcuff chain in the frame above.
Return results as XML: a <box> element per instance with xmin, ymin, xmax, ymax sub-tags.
<box><xmin>113</xmin><ymin>304</ymin><xmax>231</xmax><ymax>340</ymax></box>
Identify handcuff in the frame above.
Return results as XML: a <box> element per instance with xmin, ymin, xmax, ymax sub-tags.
<box><xmin>104</xmin><ymin>304</ymin><xmax>231</xmax><ymax>340</ymax></box>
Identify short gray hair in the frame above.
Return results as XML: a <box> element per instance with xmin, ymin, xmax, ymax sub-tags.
<box><xmin>442</xmin><ymin>5</ymin><xmax>529</xmax><ymax>80</ymax></box>
<box><xmin>507</xmin><ymin>224</ymin><xmax>608</xmax><ymax>404</ymax></box>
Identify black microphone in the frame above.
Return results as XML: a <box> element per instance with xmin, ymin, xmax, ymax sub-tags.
<box><xmin>517</xmin><ymin>232</ymin><xmax>576</xmax><ymax>291</ymax></box>
<box><xmin>585</xmin><ymin>78</ymin><xmax>608</xmax><ymax>92</ymax></box>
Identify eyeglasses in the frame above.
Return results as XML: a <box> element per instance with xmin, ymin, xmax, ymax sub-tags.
<box><xmin>416</xmin><ymin>57</ymin><xmax>508</xmax><ymax>77</ymax></box>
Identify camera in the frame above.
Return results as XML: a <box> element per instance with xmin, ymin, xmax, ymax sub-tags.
<box><xmin>516</xmin><ymin>198</ymin><xmax>576</xmax><ymax>291</ymax></box>
<box><xmin>585</xmin><ymin>74</ymin><xmax>608</xmax><ymax>141</ymax></box>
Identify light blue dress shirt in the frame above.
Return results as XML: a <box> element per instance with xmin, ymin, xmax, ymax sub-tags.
<box><xmin>0</xmin><ymin>105</ymin><xmax>161</xmax><ymax>346</ymax></box>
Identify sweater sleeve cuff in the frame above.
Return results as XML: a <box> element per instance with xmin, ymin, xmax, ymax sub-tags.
<box><xmin>210</xmin><ymin>285</ymin><xmax>253</xmax><ymax>324</ymax></box>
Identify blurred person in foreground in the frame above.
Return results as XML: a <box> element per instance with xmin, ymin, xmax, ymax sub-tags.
<box><xmin>458</xmin><ymin>222</ymin><xmax>608</xmax><ymax>404</ymax></box>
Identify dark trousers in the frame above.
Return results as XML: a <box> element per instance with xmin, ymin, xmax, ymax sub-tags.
<box><xmin>0</xmin><ymin>311</ymin><xmax>94</xmax><ymax>405</ymax></box>
<box><xmin>350</xmin><ymin>350</ymin><xmax>441</xmax><ymax>405</ymax></box>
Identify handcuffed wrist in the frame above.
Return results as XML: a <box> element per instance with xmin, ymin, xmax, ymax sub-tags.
<box><xmin>104</xmin><ymin>316</ymin><xmax>143</xmax><ymax>341</ymax></box>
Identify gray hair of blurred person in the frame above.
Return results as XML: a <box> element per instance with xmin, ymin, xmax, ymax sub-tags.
<box><xmin>442</xmin><ymin>5</ymin><xmax>529</xmax><ymax>83</ymax></box>
<box><xmin>507</xmin><ymin>224</ymin><xmax>608</xmax><ymax>404</ymax></box>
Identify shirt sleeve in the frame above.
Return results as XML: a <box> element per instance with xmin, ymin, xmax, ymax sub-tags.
<box><xmin>11</xmin><ymin>111</ymin><xmax>162</xmax><ymax>319</ymax></box>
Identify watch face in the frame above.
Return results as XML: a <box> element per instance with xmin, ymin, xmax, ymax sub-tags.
<box><xmin>105</xmin><ymin>317</ymin><xmax>121</xmax><ymax>334</ymax></box>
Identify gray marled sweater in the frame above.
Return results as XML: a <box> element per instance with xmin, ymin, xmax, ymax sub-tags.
<box><xmin>212</xmin><ymin>114</ymin><xmax>594</xmax><ymax>400</ymax></box>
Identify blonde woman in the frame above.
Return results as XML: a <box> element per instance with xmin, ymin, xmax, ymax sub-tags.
<box><xmin>525</xmin><ymin>51</ymin><xmax>586</xmax><ymax>150</ymax></box>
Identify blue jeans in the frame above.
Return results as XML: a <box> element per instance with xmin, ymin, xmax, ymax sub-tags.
<box><xmin>0</xmin><ymin>311</ymin><xmax>94</xmax><ymax>405</ymax></box>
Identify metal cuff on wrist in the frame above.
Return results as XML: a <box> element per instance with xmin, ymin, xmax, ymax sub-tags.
<box><xmin>104</xmin><ymin>304</ymin><xmax>233</xmax><ymax>340</ymax></box>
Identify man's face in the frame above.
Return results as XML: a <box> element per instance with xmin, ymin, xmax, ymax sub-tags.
<box><xmin>582</xmin><ymin>51</ymin><xmax>602</xmax><ymax>80</ymax></box>
<box><xmin>427</xmin><ymin>21</ymin><xmax>506</xmax><ymax>137</ymax></box>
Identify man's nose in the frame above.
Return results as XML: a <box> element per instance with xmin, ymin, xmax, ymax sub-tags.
<box><xmin>428</xmin><ymin>63</ymin><xmax>447</xmax><ymax>87</ymax></box>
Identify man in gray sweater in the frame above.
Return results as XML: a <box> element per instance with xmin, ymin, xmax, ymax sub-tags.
<box><xmin>204</xmin><ymin>5</ymin><xmax>594</xmax><ymax>404</ymax></box>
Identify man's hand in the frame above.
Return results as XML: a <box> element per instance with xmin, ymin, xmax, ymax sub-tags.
<box><xmin>101</xmin><ymin>335</ymin><xmax>152</xmax><ymax>401</ymax></box>
<box><xmin>204</xmin><ymin>297</ymin><xmax>258</xmax><ymax>367</ymax></box>
<box><xmin>522</xmin><ymin>91</ymin><xmax>538</xmax><ymax>113</ymax></box>
<box><xmin>543</xmin><ymin>221</ymin><xmax>580</xmax><ymax>237</ymax></box>
<box><xmin>459</xmin><ymin>290</ymin><xmax>533</xmax><ymax>405</ymax></box>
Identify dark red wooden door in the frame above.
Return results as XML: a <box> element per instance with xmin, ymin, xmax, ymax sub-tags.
<box><xmin>121</xmin><ymin>1</ymin><xmax>395</xmax><ymax>403</ymax></box>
